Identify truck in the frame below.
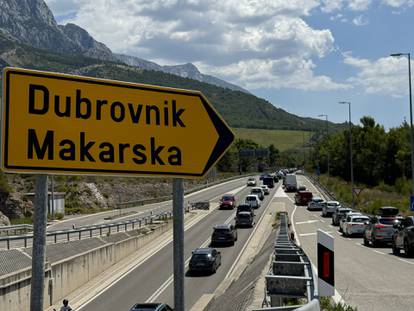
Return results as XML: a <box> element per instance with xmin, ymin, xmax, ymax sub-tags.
<box><xmin>284</xmin><ymin>174</ymin><xmax>297</xmax><ymax>192</ymax></box>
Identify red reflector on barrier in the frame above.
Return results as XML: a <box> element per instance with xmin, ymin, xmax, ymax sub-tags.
<box><xmin>323</xmin><ymin>251</ymin><xmax>330</xmax><ymax>278</ymax></box>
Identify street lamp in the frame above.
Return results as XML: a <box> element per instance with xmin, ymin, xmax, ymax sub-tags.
<box><xmin>390</xmin><ymin>52</ymin><xmax>414</xmax><ymax>195</ymax></box>
<box><xmin>339</xmin><ymin>101</ymin><xmax>355</xmax><ymax>208</ymax></box>
<box><xmin>318</xmin><ymin>114</ymin><xmax>330</xmax><ymax>181</ymax></box>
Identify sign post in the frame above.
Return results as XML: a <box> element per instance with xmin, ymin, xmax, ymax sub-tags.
<box><xmin>30</xmin><ymin>175</ymin><xmax>48</xmax><ymax>311</ymax></box>
<box><xmin>173</xmin><ymin>179</ymin><xmax>185</xmax><ymax>311</ymax></box>
<box><xmin>1</xmin><ymin>67</ymin><xmax>234</xmax><ymax>311</ymax></box>
<box><xmin>317</xmin><ymin>229</ymin><xmax>334</xmax><ymax>297</ymax></box>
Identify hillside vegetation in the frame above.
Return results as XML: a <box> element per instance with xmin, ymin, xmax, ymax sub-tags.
<box><xmin>234</xmin><ymin>128</ymin><xmax>311</xmax><ymax>151</ymax></box>
<box><xmin>0</xmin><ymin>33</ymin><xmax>345</xmax><ymax>132</ymax></box>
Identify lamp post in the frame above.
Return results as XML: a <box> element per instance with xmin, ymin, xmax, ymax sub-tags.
<box><xmin>390</xmin><ymin>53</ymin><xmax>414</xmax><ymax>195</ymax></box>
<box><xmin>318</xmin><ymin>114</ymin><xmax>330</xmax><ymax>182</ymax></box>
<box><xmin>339</xmin><ymin>101</ymin><xmax>355</xmax><ymax>208</ymax></box>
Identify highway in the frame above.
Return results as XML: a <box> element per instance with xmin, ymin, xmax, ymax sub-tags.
<box><xmin>48</xmin><ymin>178</ymin><xmax>248</xmax><ymax>231</ymax></box>
<box><xmin>77</xmin><ymin>178</ymin><xmax>279</xmax><ymax>311</ymax></box>
<box><xmin>284</xmin><ymin>175</ymin><xmax>414</xmax><ymax>311</ymax></box>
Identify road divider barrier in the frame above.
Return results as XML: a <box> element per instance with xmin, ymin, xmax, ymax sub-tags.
<box><xmin>253</xmin><ymin>212</ymin><xmax>320</xmax><ymax>311</ymax></box>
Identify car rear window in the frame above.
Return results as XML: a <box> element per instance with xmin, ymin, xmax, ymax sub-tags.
<box><xmin>237</xmin><ymin>214</ymin><xmax>251</xmax><ymax>218</ymax></box>
<box><xmin>214</xmin><ymin>228</ymin><xmax>230</xmax><ymax>233</ymax></box>
<box><xmin>379</xmin><ymin>218</ymin><xmax>399</xmax><ymax>225</ymax></box>
<box><xmin>222</xmin><ymin>196</ymin><xmax>233</xmax><ymax>201</ymax></box>
<box><xmin>192</xmin><ymin>254</ymin><xmax>209</xmax><ymax>260</ymax></box>
<box><xmin>246</xmin><ymin>197</ymin><xmax>255</xmax><ymax>201</ymax></box>
<box><xmin>352</xmin><ymin>217</ymin><xmax>368</xmax><ymax>223</ymax></box>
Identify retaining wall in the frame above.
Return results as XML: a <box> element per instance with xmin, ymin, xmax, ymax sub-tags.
<box><xmin>0</xmin><ymin>221</ymin><xmax>172</xmax><ymax>311</ymax></box>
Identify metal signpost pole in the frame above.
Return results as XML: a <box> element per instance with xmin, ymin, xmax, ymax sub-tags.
<box><xmin>173</xmin><ymin>178</ymin><xmax>185</xmax><ymax>311</ymax></box>
<box><xmin>51</xmin><ymin>175</ymin><xmax>55</xmax><ymax>220</ymax></box>
<box><xmin>30</xmin><ymin>174</ymin><xmax>48</xmax><ymax>311</ymax></box>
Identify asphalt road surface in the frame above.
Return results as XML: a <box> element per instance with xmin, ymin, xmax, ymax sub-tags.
<box><xmin>283</xmin><ymin>175</ymin><xmax>414</xmax><ymax>311</ymax></box>
<box><xmin>79</xmin><ymin>178</ymin><xmax>280</xmax><ymax>311</ymax></box>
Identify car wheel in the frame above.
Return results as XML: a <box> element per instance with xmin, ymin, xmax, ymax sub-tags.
<box><xmin>212</xmin><ymin>263</ymin><xmax>217</xmax><ymax>274</ymax></box>
<box><xmin>363</xmin><ymin>235</ymin><xmax>369</xmax><ymax>246</ymax></box>
<box><xmin>392</xmin><ymin>241</ymin><xmax>400</xmax><ymax>255</ymax></box>
<box><xmin>404</xmin><ymin>239</ymin><xmax>413</xmax><ymax>257</ymax></box>
<box><xmin>372</xmin><ymin>237</ymin><xmax>379</xmax><ymax>248</ymax></box>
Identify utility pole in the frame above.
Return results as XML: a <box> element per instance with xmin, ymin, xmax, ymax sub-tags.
<box><xmin>339</xmin><ymin>101</ymin><xmax>355</xmax><ymax>208</ymax></box>
<box><xmin>390</xmin><ymin>52</ymin><xmax>414</xmax><ymax>195</ymax></box>
<box><xmin>318</xmin><ymin>114</ymin><xmax>330</xmax><ymax>183</ymax></box>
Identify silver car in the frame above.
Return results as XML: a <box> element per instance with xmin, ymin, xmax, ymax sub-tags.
<box><xmin>343</xmin><ymin>215</ymin><xmax>370</xmax><ymax>236</ymax></box>
<box><xmin>307</xmin><ymin>196</ymin><xmax>325</xmax><ymax>211</ymax></box>
<box><xmin>322</xmin><ymin>201</ymin><xmax>341</xmax><ymax>217</ymax></box>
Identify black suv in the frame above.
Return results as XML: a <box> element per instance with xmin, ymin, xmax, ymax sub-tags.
<box><xmin>392</xmin><ymin>216</ymin><xmax>414</xmax><ymax>257</ymax></box>
<box><xmin>189</xmin><ymin>248</ymin><xmax>221</xmax><ymax>274</ymax></box>
<box><xmin>129</xmin><ymin>303</ymin><xmax>173</xmax><ymax>311</ymax></box>
<box><xmin>236</xmin><ymin>203</ymin><xmax>255</xmax><ymax>217</ymax></box>
<box><xmin>211</xmin><ymin>224</ymin><xmax>238</xmax><ymax>245</ymax></box>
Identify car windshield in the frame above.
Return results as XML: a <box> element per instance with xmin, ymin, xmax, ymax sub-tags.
<box><xmin>251</xmin><ymin>189</ymin><xmax>261</xmax><ymax>193</ymax></box>
<box><xmin>246</xmin><ymin>197</ymin><xmax>255</xmax><ymax>201</ymax></box>
<box><xmin>222</xmin><ymin>196</ymin><xmax>233</xmax><ymax>201</ymax></box>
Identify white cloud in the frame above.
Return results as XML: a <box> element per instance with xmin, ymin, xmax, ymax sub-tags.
<box><xmin>382</xmin><ymin>0</ymin><xmax>414</xmax><ymax>7</ymax></box>
<box><xmin>48</xmin><ymin>0</ymin><xmax>342</xmax><ymax>91</ymax></box>
<box><xmin>199</xmin><ymin>58</ymin><xmax>349</xmax><ymax>91</ymax></box>
<box><xmin>352</xmin><ymin>15</ymin><xmax>369</xmax><ymax>26</ymax></box>
<box><xmin>344</xmin><ymin>53</ymin><xmax>410</xmax><ymax>96</ymax></box>
<box><xmin>348</xmin><ymin>0</ymin><xmax>372</xmax><ymax>11</ymax></box>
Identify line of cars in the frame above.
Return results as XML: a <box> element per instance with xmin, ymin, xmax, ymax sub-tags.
<box><xmin>306</xmin><ymin>196</ymin><xmax>414</xmax><ymax>257</ymax></box>
<box><xmin>188</xmin><ymin>176</ymin><xmax>272</xmax><ymax>275</ymax></box>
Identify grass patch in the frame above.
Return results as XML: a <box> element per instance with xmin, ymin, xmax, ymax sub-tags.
<box><xmin>320</xmin><ymin>297</ymin><xmax>357</xmax><ymax>311</ymax></box>
<box><xmin>317</xmin><ymin>175</ymin><xmax>412</xmax><ymax>216</ymax></box>
<box><xmin>10</xmin><ymin>217</ymin><xmax>32</xmax><ymax>225</ymax></box>
<box><xmin>234</xmin><ymin>128</ymin><xmax>311</xmax><ymax>151</ymax></box>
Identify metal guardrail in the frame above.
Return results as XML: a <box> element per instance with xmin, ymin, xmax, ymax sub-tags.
<box><xmin>116</xmin><ymin>173</ymin><xmax>254</xmax><ymax>209</ymax></box>
<box><xmin>0</xmin><ymin>209</ymin><xmax>177</xmax><ymax>250</ymax></box>
<box><xmin>253</xmin><ymin>212</ymin><xmax>320</xmax><ymax>311</ymax></box>
<box><xmin>0</xmin><ymin>224</ymin><xmax>33</xmax><ymax>236</ymax></box>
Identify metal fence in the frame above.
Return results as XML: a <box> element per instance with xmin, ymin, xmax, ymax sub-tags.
<box><xmin>253</xmin><ymin>212</ymin><xmax>320</xmax><ymax>311</ymax></box>
<box><xmin>0</xmin><ymin>209</ymin><xmax>175</xmax><ymax>250</ymax></box>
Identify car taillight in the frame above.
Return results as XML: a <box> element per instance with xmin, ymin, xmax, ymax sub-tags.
<box><xmin>375</xmin><ymin>224</ymin><xmax>386</xmax><ymax>229</ymax></box>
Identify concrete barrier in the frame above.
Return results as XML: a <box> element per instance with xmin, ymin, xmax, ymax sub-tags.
<box><xmin>0</xmin><ymin>221</ymin><xmax>172</xmax><ymax>311</ymax></box>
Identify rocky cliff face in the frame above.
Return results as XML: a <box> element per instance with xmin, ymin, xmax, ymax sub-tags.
<box><xmin>0</xmin><ymin>0</ymin><xmax>114</xmax><ymax>60</ymax></box>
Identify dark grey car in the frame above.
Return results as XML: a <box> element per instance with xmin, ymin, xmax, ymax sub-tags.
<box><xmin>235</xmin><ymin>211</ymin><xmax>254</xmax><ymax>228</ymax></box>
<box><xmin>364</xmin><ymin>216</ymin><xmax>401</xmax><ymax>246</ymax></box>
<box><xmin>189</xmin><ymin>248</ymin><xmax>222</xmax><ymax>274</ymax></box>
<box><xmin>211</xmin><ymin>224</ymin><xmax>238</xmax><ymax>245</ymax></box>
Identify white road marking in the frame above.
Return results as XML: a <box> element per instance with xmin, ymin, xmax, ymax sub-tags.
<box><xmin>372</xmin><ymin>250</ymin><xmax>385</xmax><ymax>255</ymax></box>
<box><xmin>225</xmin><ymin>185</ymin><xmax>281</xmax><ymax>279</ymax></box>
<box><xmin>296</xmin><ymin>220</ymin><xmax>319</xmax><ymax>225</ymax></box>
<box><xmin>147</xmin><ymin>210</ymin><xmax>236</xmax><ymax>302</ymax></box>
<box><xmin>299</xmin><ymin>232</ymin><xmax>317</xmax><ymax>237</ymax></box>
<box><xmin>397</xmin><ymin>258</ymin><xmax>414</xmax><ymax>265</ymax></box>
<box><xmin>320</xmin><ymin>219</ymin><xmax>325</xmax><ymax>223</ymax></box>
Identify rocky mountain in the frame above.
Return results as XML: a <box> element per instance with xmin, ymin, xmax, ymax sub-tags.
<box><xmin>0</xmin><ymin>0</ymin><xmax>115</xmax><ymax>61</ymax></box>
<box><xmin>114</xmin><ymin>54</ymin><xmax>249</xmax><ymax>93</ymax></box>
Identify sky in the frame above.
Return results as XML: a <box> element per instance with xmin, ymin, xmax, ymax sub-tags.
<box><xmin>44</xmin><ymin>0</ymin><xmax>414</xmax><ymax>128</ymax></box>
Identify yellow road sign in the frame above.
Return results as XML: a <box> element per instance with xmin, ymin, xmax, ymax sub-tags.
<box><xmin>1</xmin><ymin>68</ymin><xmax>234</xmax><ymax>178</ymax></box>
